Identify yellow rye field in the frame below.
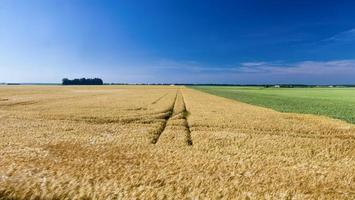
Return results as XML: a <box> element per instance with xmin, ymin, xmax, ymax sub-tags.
<box><xmin>0</xmin><ymin>86</ymin><xmax>354</xmax><ymax>199</ymax></box>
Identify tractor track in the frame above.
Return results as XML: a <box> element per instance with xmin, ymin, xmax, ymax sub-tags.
<box><xmin>150</xmin><ymin>90</ymin><xmax>193</xmax><ymax>146</ymax></box>
<box><xmin>180</xmin><ymin>90</ymin><xmax>193</xmax><ymax>146</ymax></box>
<box><xmin>151</xmin><ymin>93</ymin><xmax>169</xmax><ymax>105</ymax></box>
<box><xmin>150</xmin><ymin>92</ymin><xmax>178</xmax><ymax>144</ymax></box>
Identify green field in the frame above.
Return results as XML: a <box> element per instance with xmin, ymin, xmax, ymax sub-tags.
<box><xmin>191</xmin><ymin>86</ymin><xmax>355</xmax><ymax>124</ymax></box>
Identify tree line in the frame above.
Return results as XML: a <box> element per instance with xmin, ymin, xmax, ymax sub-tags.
<box><xmin>62</xmin><ymin>78</ymin><xmax>103</xmax><ymax>85</ymax></box>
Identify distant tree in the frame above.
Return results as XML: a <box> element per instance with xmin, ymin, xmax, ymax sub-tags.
<box><xmin>62</xmin><ymin>78</ymin><xmax>70</xmax><ymax>85</ymax></box>
<box><xmin>93</xmin><ymin>78</ymin><xmax>103</xmax><ymax>85</ymax></box>
<box><xmin>62</xmin><ymin>78</ymin><xmax>103</xmax><ymax>85</ymax></box>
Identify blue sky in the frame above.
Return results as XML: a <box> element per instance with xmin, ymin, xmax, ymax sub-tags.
<box><xmin>1</xmin><ymin>0</ymin><xmax>355</xmax><ymax>84</ymax></box>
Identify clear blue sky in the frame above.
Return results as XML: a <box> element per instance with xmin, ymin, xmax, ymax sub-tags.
<box><xmin>1</xmin><ymin>0</ymin><xmax>355</xmax><ymax>84</ymax></box>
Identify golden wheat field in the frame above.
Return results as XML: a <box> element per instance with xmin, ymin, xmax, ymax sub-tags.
<box><xmin>0</xmin><ymin>85</ymin><xmax>354</xmax><ymax>199</ymax></box>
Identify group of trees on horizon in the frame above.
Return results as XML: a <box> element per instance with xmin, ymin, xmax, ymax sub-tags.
<box><xmin>62</xmin><ymin>78</ymin><xmax>103</xmax><ymax>85</ymax></box>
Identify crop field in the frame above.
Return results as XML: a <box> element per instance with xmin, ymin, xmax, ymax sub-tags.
<box><xmin>192</xmin><ymin>86</ymin><xmax>355</xmax><ymax>124</ymax></box>
<box><xmin>0</xmin><ymin>86</ymin><xmax>354</xmax><ymax>199</ymax></box>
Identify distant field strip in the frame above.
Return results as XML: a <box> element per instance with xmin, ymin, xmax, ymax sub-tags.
<box><xmin>191</xmin><ymin>86</ymin><xmax>355</xmax><ymax>124</ymax></box>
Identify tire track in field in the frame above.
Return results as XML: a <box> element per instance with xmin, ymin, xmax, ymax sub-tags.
<box><xmin>119</xmin><ymin>92</ymin><xmax>169</xmax><ymax>111</ymax></box>
<box><xmin>180</xmin><ymin>90</ymin><xmax>193</xmax><ymax>146</ymax></box>
<box><xmin>150</xmin><ymin>92</ymin><xmax>178</xmax><ymax>144</ymax></box>
<box><xmin>127</xmin><ymin>92</ymin><xmax>169</xmax><ymax>111</ymax></box>
<box><xmin>151</xmin><ymin>89</ymin><xmax>193</xmax><ymax>146</ymax></box>
<box><xmin>26</xmin><ymin>92</ymin><xmax>176</xmax><ymax>126</ymax></box>
<box><xmin>151</xmin><ymin>93</ymin><xmax>169</xmax><ymax>105</ymax></box>
<box><xmin>0</xmin><ymin>100</ymin><xmax>37</xmax><ymax>107</ymax></box>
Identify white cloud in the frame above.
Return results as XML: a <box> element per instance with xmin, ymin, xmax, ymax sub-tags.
<box><xmin>138</xmin><ymin>58</ymin><xmax>355</xmax><ymax>84</ymax></box>
<box><xmin>324</xmin><ymin>29</ymin><xmax>355</xmax><ymax>42</ymax></box>
<box><xmin>150</xmin><ymin>58</ymin><xmax>355</xmax><ymax>78</ymax></box>
<box><xmin>240</xmin><ymin>62</ymin><xmax>269</xmax><ymax>67</ymax></box>
<box><xmin>236</xmin><ymin>60</ymin><xmax>355</xmax><ymax>75</ymax></box>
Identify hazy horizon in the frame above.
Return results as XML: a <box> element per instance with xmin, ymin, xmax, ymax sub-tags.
<box><xmin>1</xmin><ymin>0</ymin><xmax>355</xmax><ymax>84</ymax></box>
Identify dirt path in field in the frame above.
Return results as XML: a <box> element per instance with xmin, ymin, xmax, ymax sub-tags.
<box><xmin>151</xmin><ymin>90</ymin><xmax>193</xmax><ymax>146</ymax></box>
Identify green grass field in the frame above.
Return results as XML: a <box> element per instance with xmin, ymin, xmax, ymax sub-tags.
<box><xmin>191</xmin><ymin>86</ymin><xmax>355</xmax><ymax>124</ymax></box>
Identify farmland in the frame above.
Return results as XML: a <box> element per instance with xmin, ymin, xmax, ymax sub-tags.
<box><xmin>192</xmin><ymin>86</ymin><xmax>355</xmax><ymax>124</ymax></box>
<box><xmin>0</xmin><ymin>86</ymin><xmax>354</xmax><ymax>199</ymax></box>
